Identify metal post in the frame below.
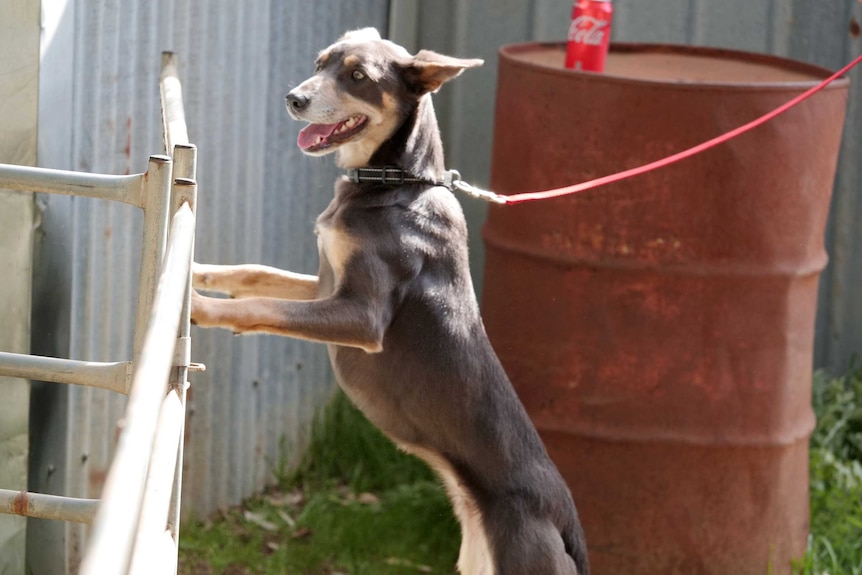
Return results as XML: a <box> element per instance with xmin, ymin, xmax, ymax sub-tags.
<box><xmin>166</xmin><ymin>155</ymin><xmax>197</xmax><ymax>557</ymax></box>
<box><xmin>132</xmin><ymin>155</ymin><xmax>173</xmax><ymax>374</ymax></box>
<box><xmin>172</xmin><ymin>143</ymin><xmax>197</xmax><ymax>181</ymax></box>
<box><xmin>160</xmin><ymin>52</ymin><xmax>189</xmax><ymax>153</ymax></box>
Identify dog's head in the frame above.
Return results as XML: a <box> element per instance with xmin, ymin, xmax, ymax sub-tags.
<box><xmin>285</xmin><ymin>28</ymin><xmax>483</xmax><ymax>168</ymax></box>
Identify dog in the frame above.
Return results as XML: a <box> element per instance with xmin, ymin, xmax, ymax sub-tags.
<box><xmin>191</xmin><ymin>28</ymin><xmax>589</xmax><ymax>575</ymax></box>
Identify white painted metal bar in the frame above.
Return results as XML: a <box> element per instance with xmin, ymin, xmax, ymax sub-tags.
<box><xmin>0</xmin><ymin>489</ymin><xmax>98</xmax><ymax>524</ymax></box>
<box><xmin>126</xmin><ymin>388</ymin><xmax>185</xmax><ymax>575</ymax></box>
<box><xmin>131</xmin><ymin>155</ymin><xmax>173</xmax><ymax>373</ymax></box>
<box><xmin>0</xmin><ymin>352</ymin><xmax>130</xmax><ymax>394</ymax></box>
<box><xmin>160</xmin><ymin>52</ymin><xmax>189</xmax><ymax>153</ymax></box>
<box><xmin>79</xmin><ymin>203</ymin><xmax>196</xmax><ymax>575</ymax></box>
<box><xmin>161</xmin><ymin>55</ymin><xmax>197</xmax><ymax>554</ymax></box>
<box><xmin>0</xmin><ymin>163</ymin><xmax>145</xmax><ymax>207</ymax></box>
<box><xmin>166</xmin><ymin>153</ymin><xmax>197</xmax><ymax>559</ymax></box>
<box><xmin>158</xmin><ymin>54</ymin><xmax>198</xmax><ymax>563</ymax></box>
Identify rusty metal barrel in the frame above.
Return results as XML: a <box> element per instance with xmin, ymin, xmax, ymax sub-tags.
<box><xmin>482</xmin><ymin>43</ymin><xmax>849</xmax><ymax>575</ymax></box>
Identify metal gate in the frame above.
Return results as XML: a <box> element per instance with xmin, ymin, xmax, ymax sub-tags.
<box><xmin>0</xmin><ymin>54</ymin><xmax>196</xmax><ymax>575</ymax></box>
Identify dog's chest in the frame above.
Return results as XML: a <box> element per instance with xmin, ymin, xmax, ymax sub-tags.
<box><xmin>314</xmin><ymin>212</ymin><xmax>356</xmax><ymax>292</ymax></box>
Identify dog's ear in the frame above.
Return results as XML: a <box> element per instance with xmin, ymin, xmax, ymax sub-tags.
<box><xmin>403</xmin><ymin>50</ymin><xmax>484</xmax><ymax>95</ymax></box>
<box><xmin>339</xmin><ymin>28</ymin><xmax>382</xmax><ymax>42</ymax></box>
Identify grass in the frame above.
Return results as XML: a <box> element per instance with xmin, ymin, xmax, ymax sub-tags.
<box><xmin>178</xmin><ymin>391</ymin><xmax>460</xmax><ymax>574</ymax></box>
<box><xmin>285</xmin><ymin>389</ymin><xmax>434</xmax><ymax>494</ymax></box>
<box><xmin>795</xmin><ymin>365</ymin><xmax>862</xmax><ymax>575</ymax></box>
<box><xmin>179</xmin><ymin>367</ymin><xmax>862</xmax><ymax>575</ymax></box>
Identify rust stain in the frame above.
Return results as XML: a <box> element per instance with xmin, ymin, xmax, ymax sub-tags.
<box><xmin>89</xmin><ymin>468</ymin><xmax>108</xmax><ymax>497</ymax></box>
<box><xmin>850</xmin><ymin>17</ymin><xmax>860</xmax><ymax>38</ymax></box>
<box><xmin>13</xmin><ymin>491</ymin><xmax>28</xmax><ymax>516</ymax></box>
<box><xmin>124</xmin><ymin>117</ymin><xmax>133</xmax><ymax>175</ymax></box>
<box><xmin>588</xmin><ymin>225</ymin><xmax>604</xmax><ymax>252</ymax></box>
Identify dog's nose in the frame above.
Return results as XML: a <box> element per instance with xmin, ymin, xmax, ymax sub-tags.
<box><xmin>286</xmin><ymin>92</ymin><xmax>309</xmax><ymax>112</ymax></box>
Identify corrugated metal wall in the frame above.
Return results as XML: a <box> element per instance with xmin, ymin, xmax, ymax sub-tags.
<box><xmin>30</xmin><ymin>1</ymin><xmax>388</xmax><ymax>572</ymax></box>
<box><xmin>398</xmin><ymin>0</ymin><xmax>862</xmax><ymax>375</ymax></box>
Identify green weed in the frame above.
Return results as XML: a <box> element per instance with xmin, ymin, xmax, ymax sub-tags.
<box><xmin>285</xmin><ymin>391</ymin><xmax>435</xmax><ymax>493</ymax></box>
<box><xmin>796</xmin><ymin>366</ymin><xmax>862</xmax><ymax>575</ymax></box>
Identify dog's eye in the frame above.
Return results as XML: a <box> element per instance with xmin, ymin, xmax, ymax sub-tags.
<box><xmin>352</xmin><ymin>70</ymin><xmax>365</xmax><ymax>81</ymax></box>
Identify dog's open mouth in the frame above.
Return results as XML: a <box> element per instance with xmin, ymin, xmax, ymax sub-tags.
<box><xmin>297</xmin><ymin>114</ymin><xmax>368</xmax><ymax>152</ymax></box>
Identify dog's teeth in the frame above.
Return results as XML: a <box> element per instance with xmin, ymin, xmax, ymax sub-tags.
<box><xmin>315</xmin><ymin>136</ymin><xmax>324</xmax><ymax>145</ymax></box>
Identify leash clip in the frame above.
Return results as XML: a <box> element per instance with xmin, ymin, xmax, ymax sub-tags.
<box><xmin>441</xmin><ymin>169</ymin><xmax>461</xmax><ymax>190</ymax></box>
<box><xmin>442</xmin><ymin>170</ymin><xmax>507</xmax><ymax>204</ymax></box>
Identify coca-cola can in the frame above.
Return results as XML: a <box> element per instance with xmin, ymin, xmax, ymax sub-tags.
<box><xmin>565</xmin><ymin>0</ymin><xmax>613</xmax><ymax>72</ymax></box>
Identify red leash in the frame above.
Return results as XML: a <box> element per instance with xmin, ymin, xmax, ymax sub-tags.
<box><xmin>478</xmin><ymin>53</ymin><xmax>861</xmax><ymax>205</ymax></box>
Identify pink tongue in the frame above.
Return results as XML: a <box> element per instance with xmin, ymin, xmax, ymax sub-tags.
<box><xmin>297</xmin><ymin>122</ymin><xmax>341</xmax><ymax>149</ymax></box>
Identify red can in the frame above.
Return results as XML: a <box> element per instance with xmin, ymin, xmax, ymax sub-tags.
<box><xmin>565</xmin><ymin>0</ymin><xmax>613</xmax><ymax>72</ymax></box>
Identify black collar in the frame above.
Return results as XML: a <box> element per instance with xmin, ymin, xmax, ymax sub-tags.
<box><xmin>344</xmin><ymin>166</ymin><xmax>506</xmax><ymax>204</ymax></box>
<box><xmin>345</xmin><ymin>166</ymin><xmax>440</xmax><ymax>187</ymax></box>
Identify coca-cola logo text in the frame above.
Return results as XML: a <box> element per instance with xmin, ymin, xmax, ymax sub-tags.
<box><xmin>568</xmin><ymin>16</ymin><xmax>608</xmax><ymax>46</ymax></box>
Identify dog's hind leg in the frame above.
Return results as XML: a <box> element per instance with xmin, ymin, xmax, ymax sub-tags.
<box><xmin>193</xmin><ymin>263</ymin><xmax>318</xmax><ymax>300</ymax></box>
<box><xmin>488</xmin><ymin>514</ymin><xmax>580</xmax><ymax>575</ymax></box>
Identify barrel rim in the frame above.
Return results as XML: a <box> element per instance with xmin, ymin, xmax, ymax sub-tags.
<box><xmin>499</xmin><ymin>41</ymin><xmax>851</xmax><ymax>91</ymax></box>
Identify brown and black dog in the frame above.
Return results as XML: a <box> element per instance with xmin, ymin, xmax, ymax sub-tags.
<box><xmin>191</xmin><ymin>28</ymin><xmax>589</xmax><ymax>575</ymax></box>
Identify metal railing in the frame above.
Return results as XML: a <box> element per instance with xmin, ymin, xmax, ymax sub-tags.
<box><xmin>0</xmin><ymin>52</ymin><xmax>198</xmax><ymax>575</ymax></box>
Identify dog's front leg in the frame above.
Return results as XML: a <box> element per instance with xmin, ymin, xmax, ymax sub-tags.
<box><xmin>193</xmin><ymin>263</ymin><xmax>318</xmax><ymax>300</ymax></box>
<box><xmin>190</xmin><ymin>291</ymin><xmax>386</xmax><ymax>353</ymax></box>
